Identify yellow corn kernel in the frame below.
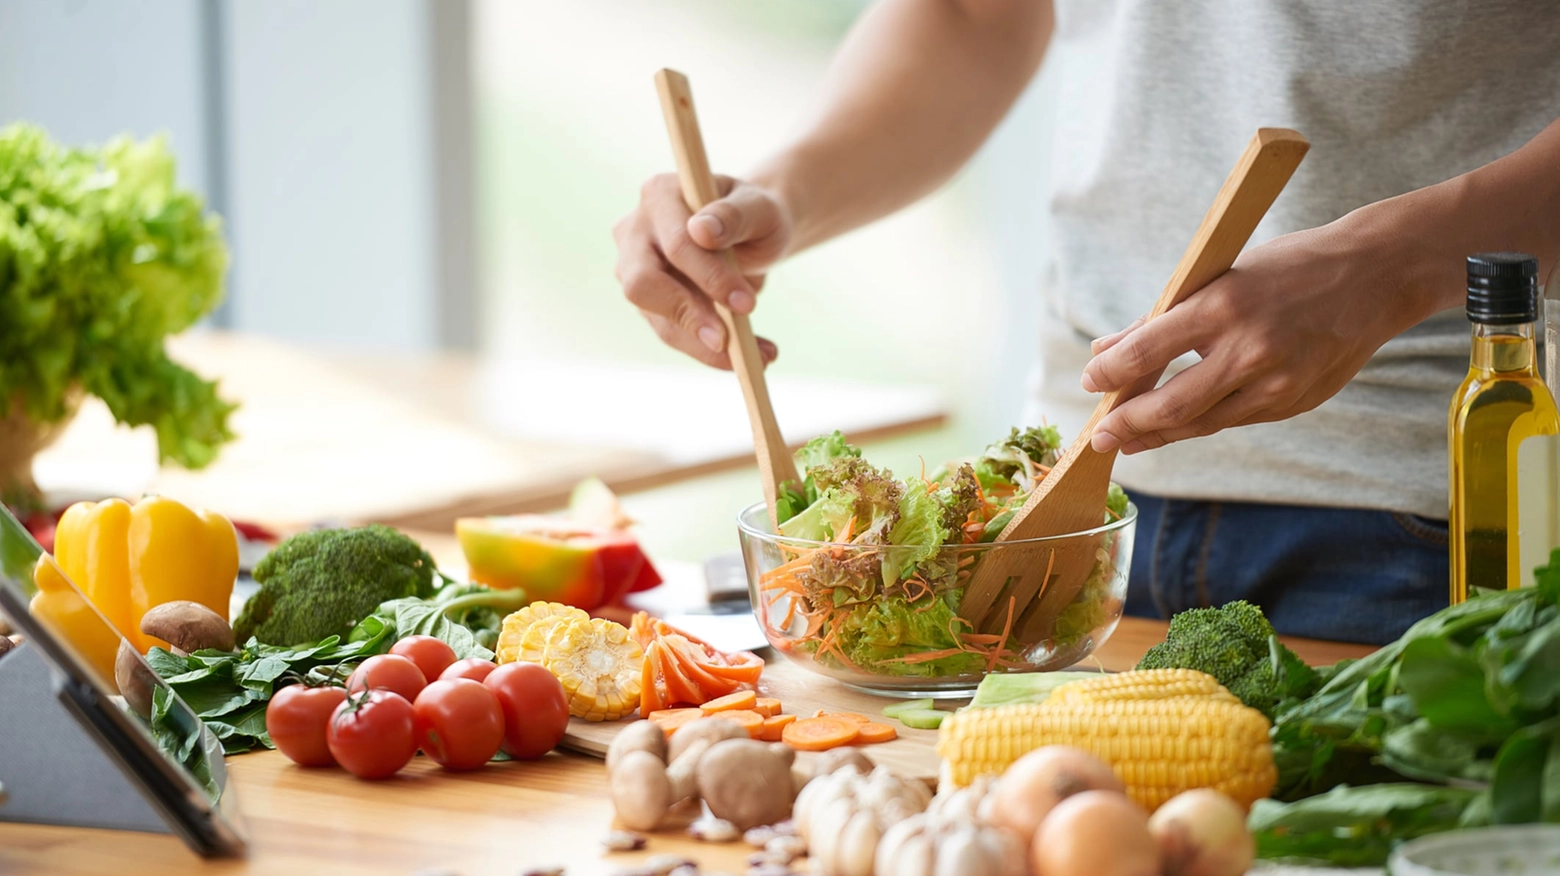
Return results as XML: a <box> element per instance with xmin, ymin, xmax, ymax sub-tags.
<box><xmin>541</xmin><ymin>617</ymin><xmax>642</xmax><ymax>721</ymax></box>
<box><xmin>936</xmin><ymin>697</ymin><xmax>1276</xmax><ymax>810</ymax></box>
<box><xmin>495</xmin><ymin>601</ymin><xmax>588</xmax><ymax>665</ymax></box>
<box><xmin>1049</xmin><ymin>668</ymin><xmax>1239</xmax><ymax>705</ymax></box>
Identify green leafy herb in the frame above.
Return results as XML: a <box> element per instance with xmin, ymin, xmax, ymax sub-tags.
<box><xmin>1249</xmin><ymin>784</ymin><xmax>1483</xmax><ymax>867</ymax></box>
<box><xmin>147</xmin><ymin>685</ymin><xmax>220</xmax><ymax>801</ymax></box>
<box><xmin>348</xmin><ymin>582</ymin><xmax>529</xmax><ymax>661</ymax></box>
<box><xmin>1253</xmin><ymin>549</ymin><xmax>1560</xmax><ymax>864</ymax></box>
<box><xmin>148</xmin><ymin>628</ymin><xmax>392</xmax><ymax>755</ymax></box>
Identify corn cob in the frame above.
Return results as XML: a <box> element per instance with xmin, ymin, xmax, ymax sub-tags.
<box><xmin>495</xmin><ymin>601</ymin><xmax>588</xmax><ymax>664</ymax></box>
<box><xmin>1048</xmin><ymin>668</ymin><xmax>1240</xmax><ymax>705</ymax></box>
<box><xmin>936</xmin><ymin>696</ymin><xmax>1276</xmax><ymax>810</ymax></box>
<box><xmin>540</xmin><ymin>616</ymin><xmax>642</xmax><ymax>721</ymax></box>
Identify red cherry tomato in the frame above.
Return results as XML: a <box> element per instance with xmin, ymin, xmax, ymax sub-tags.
<box><xmin>266</xmin><ymin>684</ymin><xmax>347</xmax><ymax>767</ymax></box>
<box><xmin>413</xmin><ymin>679</ymin><xmax>504</xmax><ymax>770</ymax></box>
<box><xmin>484</xmin><ymin>662</ymin><xmax>569</xmax><ymax>760</ymax></box>
<box><xmin>347</xmin><ymin>654</ymin><xmax>427</xmax><ymax>702</ymax></box>
<box><xmin>440</xmin><ymin>657</ymin><xmax>497</xmax><ymax>683</ymax></box>
<box><xmin>327</xmin><ymin>690</ymin><xmax>417</xmax><ymax>779</ymax></box>
<box><xmin>390</xmin><ymin>635</ymin><xmax>458</xmax><ymax>683</ymax></box>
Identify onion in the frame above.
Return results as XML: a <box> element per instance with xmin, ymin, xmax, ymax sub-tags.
<box><xmin>987</xmin><ymin>746</ymin><xmax>1124</xmax><ymax>843</ymax></box>
<box><xmin>1030</xmin><ymin>790</ymin><xmax>1158</xmax><ymax>876</ymax></box>
<box><xmin>1147</xmin><ymin>789</ymin><xmax>1254</xmax><ymax>876</ymax></box>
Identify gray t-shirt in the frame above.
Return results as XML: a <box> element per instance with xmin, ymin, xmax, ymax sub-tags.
<box><xmin>1029</xmin><ymin>0</ymin><xmax>1560</xmax><ymax>520</ymax></box>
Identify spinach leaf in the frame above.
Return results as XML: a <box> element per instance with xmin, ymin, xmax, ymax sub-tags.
<box><xmin>1490</xmin><ymin>715</ymin><xmax>1560</xmax><ymax>824</ymax></box>
<box><xmin>1249</xmin><ymin>784</ymin><xmax>1482</xmax><ymax>866</ymax></box>
<box><xmin>148</xmin><ymin>633</ymin><xmax>392</xmax><ymax>755</ymax></box>
<box><xmin>352</xmin><ymin>596</ymin><xmax>492</xmax><ymax>662</ymax></box>
<box><xmin>1398</xmin><ymin>636</ymin><xmax>1517</xmax><ymax>740</ymax></box>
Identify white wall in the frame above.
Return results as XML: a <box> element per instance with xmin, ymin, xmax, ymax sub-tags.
<box><xmin>0</xmin><ymin>0</ymin><xmax>461</xmax><ymax>354</ymax></box>
<box><xmin>223</xmin><ymin>0</ymin><xmax>440</xmax><ymax>352</ymax></box>
<box><xmin>0</xmin><ymin>0</ymin><xmax>209</xmax><ymax>191</ymax></box>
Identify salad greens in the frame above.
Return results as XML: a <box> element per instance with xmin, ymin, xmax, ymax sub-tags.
<box><xmin>762</xmin><ymin>428</ymin><xmax>1129</xmax><ymax>678</ymax></box>
<box><xmin>0</xmin><ymin>122</ymin><xmax>234</xmax><ymax>492</ymax></box>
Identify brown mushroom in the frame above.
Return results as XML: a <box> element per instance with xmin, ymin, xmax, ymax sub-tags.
<box><xmin>140</xmin><ymin>601</ymin><xmax>234</xmax><ymax>654</ymax></box>
<box><xmin>115</xmin><ymin>640</ymin><xmax>156</xmax><ymax>717</ymax></box>
<box><xmin>607</xmin><ymin>719</ymin><xmax>667</xmax><ymax>773</ymax></box>
<box><xmin>667</xmin><ymin>716</ymin><xmax>747</xmax><ymax>763</ymax></box>
<box><xmin>610</xmin><ymin>749</ymin><xmax>675</xmax><ymax>831</ymax></box>
<box><xmin>697</xmin><ymin>739</ymin><xmax>797</xmax><ymax>830</ymax></box>
<box><xmin>607</xmin><ymin>721</ymin><xmax>729</xmax><ymax>831</ymax></box>
<box><xmin>0</xmin><ymin>635</ymin><xmax>13</xmax><ymax>660</ymax></box>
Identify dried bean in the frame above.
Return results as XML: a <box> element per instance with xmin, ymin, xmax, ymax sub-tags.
<box><xmin>601</xmin><ymin>831</ymin><xmax>647</xmax><ymax>852</ymax></box>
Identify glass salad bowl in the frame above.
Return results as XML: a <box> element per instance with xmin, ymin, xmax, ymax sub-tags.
<box><xmin>737</xmin><ymin>500</ymin><xmax>1137</xmax><ymax>696</ymax></box>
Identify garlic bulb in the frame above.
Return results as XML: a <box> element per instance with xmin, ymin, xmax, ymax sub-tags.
<box><xmin>793</xmin><ymin>766</ymin><xmax>933</xmax><ymax>876</ymax></box>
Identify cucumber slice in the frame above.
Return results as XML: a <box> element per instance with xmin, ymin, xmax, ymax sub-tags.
<box><xmin>881</xmin><ymin>698</ymin><xmax>936</xmax><ymax>719</ymax></box>
<box><xmin>897</xmin><ymin>709</ymin><xmax>949</xmax><ymax>730</ymax></box>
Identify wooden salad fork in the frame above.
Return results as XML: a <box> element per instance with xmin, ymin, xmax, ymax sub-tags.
<box><xmin>960</xmin><ymin>128</ymin><xmax>1310</xmax><ymax>643</ymax></box>
<box><xmin>654</xmin><ymin>69</ymin><xmax>800</xmax><ymax>526</ymax></box>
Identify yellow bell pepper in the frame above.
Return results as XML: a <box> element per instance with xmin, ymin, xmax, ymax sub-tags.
<box><xmin>31</xmin><ymin>555</ymin><xmax>122</xmax><ymax>692</ymax></box>
<box><xmin>54</xmin><ymin>496</ymin><xmax>239</xmax><ymax>653</ymax></box>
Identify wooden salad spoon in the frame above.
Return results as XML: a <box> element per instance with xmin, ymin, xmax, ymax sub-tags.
<box><xmin>655</xmin><ymin>69</ymin><xmax>801</xmax><ymax>526</ymax></box>
<box><xmin>960</xmin><ymin>128</ymin><xmax>1311</xmax><ymax>643</ymax></box>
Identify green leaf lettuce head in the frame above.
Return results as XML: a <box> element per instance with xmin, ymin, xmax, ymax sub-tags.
<box><xmin>0</xmin><ymin>123</ymin><xmax>235</xmax><ymax>470</ymax></box>
<box><xmin>234</xmin><ymin>524</ymin><xmax>440</xmax><ymax>646</ymax></box>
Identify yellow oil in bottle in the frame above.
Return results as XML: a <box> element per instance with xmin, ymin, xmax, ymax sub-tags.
<box><xmin>1449</xmin><ymin>325</ymin><xmax>1560</xmax><ymax>602</ymax></box>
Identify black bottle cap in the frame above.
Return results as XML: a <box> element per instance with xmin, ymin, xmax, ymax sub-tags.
<box><xmin>1467</xmin><ymin>252</ymin><xmax>1538</xmax><ymax>324</ymax></box>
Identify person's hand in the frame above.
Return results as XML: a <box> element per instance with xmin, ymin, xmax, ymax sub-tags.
<box><xmin>613</xmin><ymin>173</ymin><xmax>792</xmax><ymax>369</ymax></box>
<box><xmin>1080</xmin><ymin>223</ymin><xmax>1420</xmax><ymax>454</ymax></box>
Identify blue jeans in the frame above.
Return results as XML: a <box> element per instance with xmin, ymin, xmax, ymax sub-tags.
<box><xmin>1123</xmin><ymin>491</ymin><xmax>1449</xmax><ymax>645</ymax></box>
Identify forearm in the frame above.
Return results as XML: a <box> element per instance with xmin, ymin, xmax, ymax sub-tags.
<box><xmin>751</xmin><ymin>0</ymin><xmax>1052</xmax><ymax>254</ymax></box>
<box><xmin>1353</xmin><ymin>116</ymin><xmax>1560</xmax><ymax>326</ymax></box>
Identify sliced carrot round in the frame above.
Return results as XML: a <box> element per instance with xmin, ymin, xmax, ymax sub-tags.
<box><xmin>647</xmin><ymin>708</ymin><xmax>702</xmax><ymax>736</ymax></box>
<box><xmin>830</xmin><ymin>712</ymin><xmax>872</xmax><ymax>725</ymax></box>
<box><xmin>753</xmin><ymin>697</ymin><xmax>782</xmax><ymax>718</ymax></box>
<box><xmin>782</xmin><ymin>716</ymin><xmax>861</xmax><ymax>751</ymax></box>
<box><xmin>700</xmin><ymin>690</ymin><xmax>758</xmax><ymax>714</ymax></box>
<box><xmin>759</xmin><ymin>713</ymin><xmax>797</xmax><ymax>742</ymax></box>
<box><xmin>854</xmin><ymin>722</ymin><xmax>898</xmax><ymax>744</ymax></box>
<box><xmin>709</xmin><ymin>709</ymin><xmax>767</xmax><ymax>738</ymax></box>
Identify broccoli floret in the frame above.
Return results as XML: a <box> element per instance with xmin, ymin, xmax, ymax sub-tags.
<box><xmin>1136</xmin><ymin>600</ymin><xmax>1317</xmax><ymax>718</ymax></box>
<box><xmin>234</xmin><ymin>524</ymin><xmax>440</xmax><ymax>646</ymax></box>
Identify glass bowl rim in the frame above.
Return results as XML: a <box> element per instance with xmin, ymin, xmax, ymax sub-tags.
<box><xmin>736</xmin><ymin>499</ymin><xmax>1137</xmax><ymax>550</ymax></box>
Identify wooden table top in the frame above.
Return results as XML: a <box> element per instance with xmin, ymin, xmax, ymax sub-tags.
<box><xmin>32</xmin><ymin>332</ymin><xmax>946</xmax><ymax>530</ymax></box>
<box><xmin>0</xmin><ymin>618</ymin><xmax>1374</xmax><ymax>876</ymax></box>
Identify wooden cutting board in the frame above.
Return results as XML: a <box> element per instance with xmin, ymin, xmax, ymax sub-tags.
<box><xmin>560</xmin><ymin>656</ymin><xmax>966</xmax><ymax>782</ymax></box>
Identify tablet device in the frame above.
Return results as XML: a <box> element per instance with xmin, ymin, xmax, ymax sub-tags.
<box><xmin>0</xmin><ymin>503</ymin><xmax>247</xmax><ymax>857</ymax></box>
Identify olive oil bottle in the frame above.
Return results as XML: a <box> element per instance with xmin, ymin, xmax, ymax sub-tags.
<box><xmin>1449</xmin><ymin>253</ymin><xmax>1560</xmax><ymax>603</ymax></box>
